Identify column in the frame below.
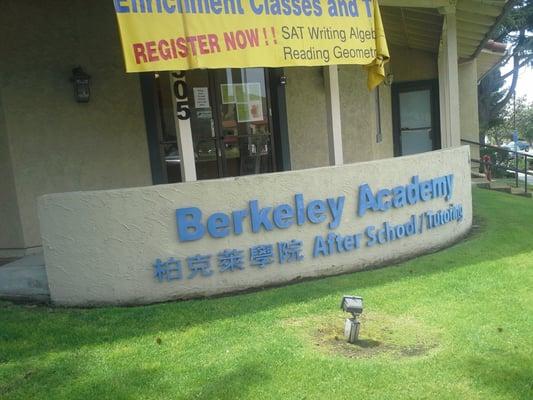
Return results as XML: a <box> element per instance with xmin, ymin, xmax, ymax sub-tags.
<box><xmin>438</xmin><ymin>8</ymin><xmax>461</xmax><ymax>148</ymax></box>
<box><xmin>459</xmin><ymin>59</ymin><xmax>480</xmax><ymax>160</ymax></box>
<box><xmin>169</xmin><ymin>72</ymin><xmax>197</xmax><ymax>182</ymax></box>
<box><xmin>323</xmin><ymin>65</ymin><xmax>344</xmax><ymax>166</ymax></box>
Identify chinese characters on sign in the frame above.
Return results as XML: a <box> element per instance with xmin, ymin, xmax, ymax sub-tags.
<box><xmin>154</xmin><ymin>240</ymin><xmax>304</xmax><ymax>282</ymax></box>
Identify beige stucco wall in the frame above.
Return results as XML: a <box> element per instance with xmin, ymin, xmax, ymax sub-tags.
<box><xmin>339</xmin><ymin>65</ymin><xmax>393</xmax><ymax>163</ymax></box>
<box><xmin>459</xmin><ymin>60</ymin><xmax>480</xmax><ymax>159</ymax></box>
<box><xmin>285</xmin><ymin>67</ymin><xmax>330</xmax><ymax>170</ymax></box>
<box><xmin>0</xmin><ymin>91</ymin><xmax>25</xmax><ymax>251</ymax></box>
<box><xmin>39</xmin><ymin>147</ymin><xmax>472</xmax><ymax>306</ymax></box>
<box><xmin>389</xmin><ymin>45</ymin><xmax>438</xmax><ymax>82</ymax></box>
<box><xmin>286</xmin><ymin>66</ymin><xmax>393</xmax><ymax>170</ymax></box>
<box><xmin>0</xmin><ymin>0</ymin><xmax>152</xmax><ymax>250</ymax></box>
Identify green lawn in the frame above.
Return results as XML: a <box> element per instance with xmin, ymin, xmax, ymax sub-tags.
<box><xmin>1</xmin><ymin>188</ymin><xmax>532</xmax><ymax>400</ymax></box>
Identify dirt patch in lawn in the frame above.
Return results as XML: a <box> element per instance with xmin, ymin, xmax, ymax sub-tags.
<box><xmin>284</xmin><ymin>312</ymin><xmax>440</xmax><ymax>360</ymax></box>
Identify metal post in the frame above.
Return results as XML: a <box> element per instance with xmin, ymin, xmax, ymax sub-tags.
<box><xmin>514</xmin><ymin>93</ymin><xmax>518</xmax><ymax>188</ymax></box>
<box><xmin>375</xmin><ymin>86</ymin><xmax>382</xmax><ymax>143</ymax></box>
<box><xmin>525</xmin><ymin>156</ymin><xmax>528</xmax><ymax>194</ymax></box>
<box><xmin>514</xmin><ymin>149</ymin><xmax>518</xmax><ymax>187</ymax></box>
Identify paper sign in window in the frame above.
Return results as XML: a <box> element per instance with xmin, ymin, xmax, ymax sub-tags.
<box><xmin>193</xmin><ymin>87</ymin><xmax>210</xmax><ymax>109</ymax></box>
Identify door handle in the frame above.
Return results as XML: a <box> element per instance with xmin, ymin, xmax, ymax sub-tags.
<box><xmin>401</xmin><ymin>126</ymin><xmax>432</xmax><ymax>131</ymax></box>
<box><xmin>210</xmin><ymin>119</ymin><xmax>215</xmax><ymax>138</ymax></box>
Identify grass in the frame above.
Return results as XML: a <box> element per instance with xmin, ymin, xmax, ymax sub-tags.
<box><xmin>1</xmin><ymin>188</ymin><xmax>532</xmax><ymax>400</ymax></box>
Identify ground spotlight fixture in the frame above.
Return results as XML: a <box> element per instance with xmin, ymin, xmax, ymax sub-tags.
<box><xmin>340</xmin><ymin>295</ymin><xmax>363</xmax><ymax>344</ymax></box>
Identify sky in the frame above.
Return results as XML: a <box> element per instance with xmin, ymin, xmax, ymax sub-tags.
<box><xmin>501</xmin><ymin>61</ymin><xmax>533</xmax><ymax>103</ymax></box>
<box><xmin>499</xmin><ymin>29</ymin><xmax>532</xmax><ymax>103</ymax></box>
<box><xmin>514</xmin><ymin>66</ymin><xmax>533</xmax><ymax>102</ymax></box>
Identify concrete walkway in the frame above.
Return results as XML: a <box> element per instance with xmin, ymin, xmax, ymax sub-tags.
<box><xmin>0</xmin><ymin>254</ymin><xmax>50</xmax><ymax>303</ymax></box>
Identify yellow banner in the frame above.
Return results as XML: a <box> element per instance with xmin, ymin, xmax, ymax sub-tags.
<box><xmin>113</xmin><ymin>0</ymin><xmax>389</xmax><ymax>89</ymax></box>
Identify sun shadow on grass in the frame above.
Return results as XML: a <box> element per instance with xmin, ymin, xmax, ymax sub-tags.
<box><xmin>184</xmin><ymin>361</ymin><xmax>272</xmax><ymax>400</ymax></box>
<box><xmin>2</xmin><ymin>350</ymin><xmax>275</xmax><ymax>399</ymax></box>
<box><xmin>355</xmin><ymin>339</ymin><xmax>381</xmax><ymax>348</ymax></box>
<box><xmin>463</xmin><ymin>353</ymin><xmax>533</xmax><ymax>400</ymax></box>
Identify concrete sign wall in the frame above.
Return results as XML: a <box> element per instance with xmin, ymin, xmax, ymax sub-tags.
<box><xmin>38</xmin><ymin>147</ymin><xmax>472</xmax><ymax>306</ymax></box>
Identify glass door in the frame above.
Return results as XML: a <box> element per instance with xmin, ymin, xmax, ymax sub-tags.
<box><xmin>187</xmin><ymin>70</ymin><xmax>221</xmax><ymax>180</ymax></box>
<box><xmin>212</xmin><ymin>68</ymin><xmax>275</xmax><ymax>177</ymax></box>
<box><xmin>392</xmin><ymin>80</ymin><xmax>441</xmax><ymax>157</ymax></box>
<box><xmin>399</xmin><ymin>89</ymin><xmax>433</xmax><ymax>156</ymax></box>
<box><xmin>152</xmin><ymin>68</ymin><xmax>276</xmax><ymax>182</ymax></box>
<box><xmin>154</xmin><ymin>70</ymin><xmax>223</xmax><ymax>182</ymax></box>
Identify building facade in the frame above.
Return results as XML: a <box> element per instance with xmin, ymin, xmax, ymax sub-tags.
<box><xmin>0</xmin><ymin>0</ymin><xmax>509</xmax><ymax>305</ymax></box>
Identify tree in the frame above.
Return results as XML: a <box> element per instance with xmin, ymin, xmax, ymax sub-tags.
<box><xmin>478</xmin><ymin>68</ymin><xmax>506</xmax><ymax>135</ymax></box>
<box><xmin>485</xmin><ymin>96</ymin><xmax>533</xmax><ymax>145</ymax></box>
<box><xmin>478</xmin><ymin>0</ymin><xmax>533</xmax><ymax>137</ymax></box>
<box><xmin>519</xmin><ymin>106</ymin><xmax>533</xmax><ymax>144</ymax></box>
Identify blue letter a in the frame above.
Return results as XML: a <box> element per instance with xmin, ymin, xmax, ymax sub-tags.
<box><xmin>358</xmin><ymin>183</ymin><xmax>377</xmax><ymax>217</ymax></box>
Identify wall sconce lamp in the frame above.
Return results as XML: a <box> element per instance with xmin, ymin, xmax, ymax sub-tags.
<box><xmin>70</xmin><ymin>66</ymin><xmax>91</xmax><ymax>103</ymax></box>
